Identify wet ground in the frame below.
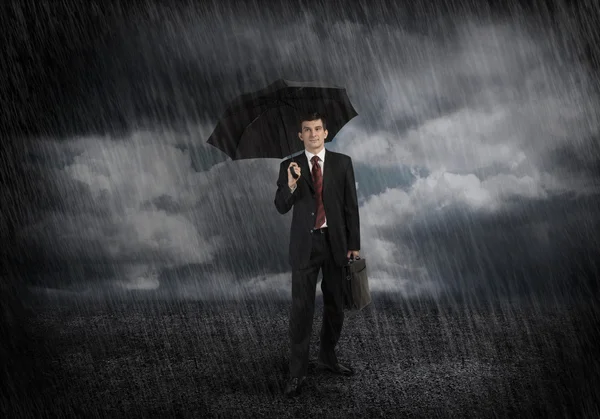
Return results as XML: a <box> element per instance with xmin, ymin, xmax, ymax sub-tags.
<box><xmin>3</xmin><ymin>293</ymin><xmax>600</xmax><ymax>418</ymax></box>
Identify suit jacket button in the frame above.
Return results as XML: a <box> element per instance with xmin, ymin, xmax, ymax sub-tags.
<box><xmin>311</xmin><ymin>212</ymin><xmax>314</xmax><ymax>216</ymax></box>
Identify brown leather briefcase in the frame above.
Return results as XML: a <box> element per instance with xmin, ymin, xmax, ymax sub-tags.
<box><xmin>342</xmin><ymin>256</ymin><xmax>371</xmax><ymax>311</ymax></box>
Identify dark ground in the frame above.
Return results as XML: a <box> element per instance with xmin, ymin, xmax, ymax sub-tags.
<box><xmin>2</xmin><ymin>291</ymin><xmax>600</xmax><ymax>418</ymax></box>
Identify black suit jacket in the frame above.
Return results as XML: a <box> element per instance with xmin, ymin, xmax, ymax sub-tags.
<box><xmin>274</xmin><ymin>149</ymin><xmax>360</xmax><ymax>270</ymax></box>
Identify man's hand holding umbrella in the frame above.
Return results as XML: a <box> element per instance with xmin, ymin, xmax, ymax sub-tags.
<box><xmin>288</xmin><ymin>162</ymin><xmax>301</xmax><ymax>192</ymax></box>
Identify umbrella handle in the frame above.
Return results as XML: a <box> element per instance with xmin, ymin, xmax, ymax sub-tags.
<box><xmin>290</xmin><ymin>156</ymin><xmax>300</xmax><ymax>179</ymax></box>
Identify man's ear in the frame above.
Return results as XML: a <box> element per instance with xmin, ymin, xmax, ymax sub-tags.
<box><xmin>324</xmin><ymin>129</ymin><xmax>328</xmax><ymax>139</ymax></box>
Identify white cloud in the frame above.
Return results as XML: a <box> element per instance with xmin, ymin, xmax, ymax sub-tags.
<box><xmin>411</xmin><ymin>170</ymin><xmax>492</xmax><ymax>210</ymax></box>
<box><xmin>361</xmin><ymin>187</ymin><xmax>414</xmax><ymax>227</ymax></box>
<box><xmin>481</xmin><ymin>173</ymin><xmax>547</xmax><ymax>201</ymax></box>
<box><xmin>116</xmin><ymin>265</ymin><xmax>161</xmax><ymax>290</ymax></box>
<box><xmin>173</xmin><ymin>272</ymin><xmax>291</xmax><ymax>300</ymax></box>
<box><xmin>62</xmin><ymin>130</ymin><xmax>210</xmax><ymax>211</ymax></box>
<box><xmin>360</xmin><ymin>167</ymin><xmax>549</xmax><ymax>231</ymax></box>
<box><xmin>366</xmin><ymin>275</ymin><xmax>441</xmax><ymax>298</ymax></box>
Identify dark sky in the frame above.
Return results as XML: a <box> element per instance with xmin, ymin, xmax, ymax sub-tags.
<box><xmin>1</xmin><ymin>0</ymin><xmax>599</xmax><ymax>301</ymax></box>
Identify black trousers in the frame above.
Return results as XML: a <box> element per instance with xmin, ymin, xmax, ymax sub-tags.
<box><xmin>289</xmin><ymin>228</ymin><xmax>345</xmax><ymax>377</ymax></box>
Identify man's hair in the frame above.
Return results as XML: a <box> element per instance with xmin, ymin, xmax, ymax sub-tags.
<box><xmin>298</xmin><ymin>112</ymin><xmax>327</xmax><ymax>132</ymax></box>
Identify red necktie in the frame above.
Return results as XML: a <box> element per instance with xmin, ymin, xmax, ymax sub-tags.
<box><xmin>311</xmin><ymin>156</ymin><xmax>326</xmax><ymax>228</ymax></box>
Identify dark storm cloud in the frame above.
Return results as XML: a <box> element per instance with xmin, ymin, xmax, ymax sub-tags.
<box><xmin>2</xmin><ymin>0</ymin><xmax>597</xmax><ymax>138</ymax></box>
<box><xmin>1</xmin><ymin>0</ymin><xmax>599</xmax><ymax>299</ymax></box>
<box><xmin>543</xmin><ymin>134</ymin><xmax>600</xmax><ymax>181</ymax></box>
<box><xmin>391</xmin><ymin>193</ymin><xmax>600</xmax><ymax>299</ymax></box>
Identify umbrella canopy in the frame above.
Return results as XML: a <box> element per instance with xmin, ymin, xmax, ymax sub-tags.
<box><xmin>206</xmin><ymin>79</ymin><xmax>358</xmax><ymax>160</ymax></box>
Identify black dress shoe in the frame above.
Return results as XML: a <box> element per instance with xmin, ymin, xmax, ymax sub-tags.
<box><xmin>284</xmin><ymin>376</ymin><xmax>306</xmax><ymax>398</ymax></box>
<box><xmin>316</xmin><ymin>361</ymin><xmax>355</xmax><ymax>376</ymax></box>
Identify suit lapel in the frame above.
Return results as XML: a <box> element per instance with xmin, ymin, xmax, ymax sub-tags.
<box><xmin>298</xmin><ymin>152</ymin><xmax>314</xmax><ymax>192</ymax></box>
<box><xmin>322</xmin><ymin>149</ymin><xmax>330</xmax><ymax>198</ymax></box>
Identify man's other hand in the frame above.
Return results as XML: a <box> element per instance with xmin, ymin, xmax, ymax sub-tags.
<box><xmin>346</xmin><ymin>250</ymin><xmax>360</xmax><ymax>259</ymax></box>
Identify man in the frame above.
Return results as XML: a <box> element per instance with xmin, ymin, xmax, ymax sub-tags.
<box><xmin>274</xmin><ymin>112</ymin><xmax>360</xmax><ymax>398</ymax></box>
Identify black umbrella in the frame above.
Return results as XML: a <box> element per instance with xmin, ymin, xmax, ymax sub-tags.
<box><xmin>206</xmin><ymin>79</ymin><xmax>358</xmax><ymax>164</ymax></box>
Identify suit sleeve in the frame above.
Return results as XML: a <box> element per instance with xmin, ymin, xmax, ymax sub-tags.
<box><xmin>274</xmin><ymin>160</ymin><xmax>297</xmax><ymax>214</ymax></box>
<box><xmin>344</xmin><ymin>158</ymin><xmax>360</xmax><ymax>250</ymax></box>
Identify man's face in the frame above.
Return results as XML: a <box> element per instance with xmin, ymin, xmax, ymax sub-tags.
<box><xmin>298</xmin><ymin>119</ymin><xmax>328</xmax><ymax>153</ymax></box>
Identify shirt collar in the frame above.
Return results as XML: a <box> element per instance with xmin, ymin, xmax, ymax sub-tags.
<box><xmin>305</xmin><ymin>147</ymin><xmax>326</xmax><ymax>164</ymax></box>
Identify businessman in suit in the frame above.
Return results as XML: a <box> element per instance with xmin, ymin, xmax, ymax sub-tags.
<box><xmin>274</xmin><ymin>112</ymin><xmax>360</xmax><ymax>398</ymax></box>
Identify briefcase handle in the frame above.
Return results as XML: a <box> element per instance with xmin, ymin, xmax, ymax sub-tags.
<box><xmin>345</xmin><ymin>255</ymin><xmax>361</xmax><ymax>281</ymax></box>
